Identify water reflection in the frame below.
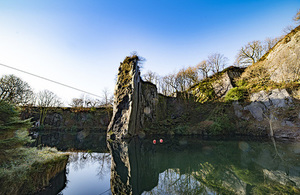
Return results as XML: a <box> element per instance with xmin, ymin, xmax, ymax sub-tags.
<box><xmin>60</xmin><ymin>152</ymin><xmax>111</xmax><ymax>195</ymax></box>
<box><xmin>109</xmin><ymin>138</ymin><xmax>300</xmax><ymax>195</ymax></box>
<box><xmin>32</xmin><ymin>131</ymin><xmax>300</xmax><ymax>194</ymax></box>
<box><xmin>143</xmin><ymin>169</ymin><xmax>209</xmax><ymax>195</ymax></box>
<box><xmin>31</xmin><ymin>130</ymin><xmax>108</xmax><ymax>152</ymax></box>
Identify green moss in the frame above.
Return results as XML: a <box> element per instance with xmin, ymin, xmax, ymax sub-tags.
<box><xmin>193</xmin><ymin>162</ymin><xmax>236</xmax><ymax>194</ymax></box>
<box><xmin>252</xmin><ymin>182</ymin><xmax>300</xmax><ymax>194</ymax></box>
<box><xmin>231</xmin><ymin>166</ymin><xmax>263</xmax><ymax>186</ymax></box>
<box><xmin>224</xmin><ymin>87</ymin><xmax>248</xmax><ymax>102</ymax></box>
<box><xmin>193</xmin><ymin>80</ymin><xmax>216</xmax><ymax>103</ymax></box>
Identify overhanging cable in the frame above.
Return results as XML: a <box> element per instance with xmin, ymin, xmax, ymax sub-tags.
<box><xmin>0</xmin><ymin>63</ymin><xmax>102</xmax><ymax>98</ymax></box>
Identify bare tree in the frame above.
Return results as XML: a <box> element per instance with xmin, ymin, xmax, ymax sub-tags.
<box><xmin>293</xmin><ymin>9</ymin><xmax>300</xmax><ymax>23</ymax></box>
<box><xmin>70</xmin><ymin>98</ymin><xmax>84</xmax><ymax>107</ymax></box>
<box><xmin>160</xmin><ymin>74</ymin><xmax>178</xmax><ymax>96</ymax></box>
<box><xmin>185</xmin><ymin>66</ymin><xmax>200</xmax><ymax>84</ymax></box>
<box><xmin>264</xmin><ymin>37</ymin><xmax>280</xmax><ymax>52</ymax></box>
<box><xmin>283</xmin><ymin>25</ymin><xmax>295</xmax><ymax>34</ymax></box>
<box><xmin>36</xmin><ymin>90</ymin><xmax>62</xmax><ymax>125</ymax></box>
<box><xmin>0</xmin><ymin>74</ymin><xmax>34</xmax><ymax>106</ymax></box>
<box><xmin>197</xmin><ymin>60</ymin><xmax>210</xmax><ymax>79</ymax></box>
<box><xmin>207</xmin><ymin>53</ymin><xmax>228</xmax><ymax>73</ymax></box>
<box><xmin>101</xmin><ymin>88</ymin><xmax>113</xmax><ymax>107</ymax></box>
<box><xmin>159</xmin><ymin>76</ymin><xmax>172</xmax><ymax>96</ymax></box>
<box><xmin>175</xmin><ymin>67</ymin><xmax>200</xmax><ymax>92</ymax></box>
<box><xmin>142</xmin><ymin>71</ymin><xmax>160</xmax><ymax>84</ymax></box>
<box><xmin>235</xmin><ymin>40</ymin><xmax>264</xmax><ymax>67</ymax></box>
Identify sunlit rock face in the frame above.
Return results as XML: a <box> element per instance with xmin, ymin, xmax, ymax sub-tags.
<box><xmin>212</xmin><ymin>68</ymin><xmax>244</xmax><ymax>98</ymax></box>
<box><xmin>107</xmin><ymin>56</ymin><xmax>158</xmax><ymax>139</ymax></box>
<box><xmin>241</xmin><ymin>25</ymin><xmax>300</xmax><ymax>84</ymax></box>
<box><xmin>262</xmin><ymin>26</ymin><xmax>300</xmax><ymax>83</ymax></box>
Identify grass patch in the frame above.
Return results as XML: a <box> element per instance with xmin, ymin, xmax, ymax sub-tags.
<box><xmin>0</xmin><ymin>147</ymin><xmax>69</xmax><ymax>195</ymax></box>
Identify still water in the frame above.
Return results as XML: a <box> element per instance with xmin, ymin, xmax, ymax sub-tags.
<box><xmin>33</xmin><ymin>130</ymin><xmax>300</xmax><ymax>195</ymax></box>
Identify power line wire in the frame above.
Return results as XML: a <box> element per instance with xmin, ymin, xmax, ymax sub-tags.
<box><xmin>0</xmin><ymin>63</ymin><xmax>102</xmax><ymax>98</ymax></box>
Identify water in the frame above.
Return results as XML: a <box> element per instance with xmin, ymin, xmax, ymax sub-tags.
<box><xmin>60</xmin><ymin>153</ymin><xmax>111</xmax><ymax>195</ymax></box>
<box><xmin>33</xmin><ymin>131</ymin><xmax>300</xmax><ymax>195</ymax></box>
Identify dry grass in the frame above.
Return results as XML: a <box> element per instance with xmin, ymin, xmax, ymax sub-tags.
<box><xmin>0</xmin><ymin>147</ymin><xmax>69</xmax><ymax>195</ymax></box>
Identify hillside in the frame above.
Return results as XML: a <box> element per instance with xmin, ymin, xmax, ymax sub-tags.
<box><xmin>240</xmin><ymin>25</ymin><xmax>300</xmax><ymax>95</ymax></box>
<box><xmin>108</xmin><ymin>26</ymin><xmax>300</xmax><ymax>140</ymax></box>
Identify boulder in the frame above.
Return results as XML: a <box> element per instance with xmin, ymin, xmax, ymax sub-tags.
<box><xmin>269</xmin><ymin>89</ymin><xmax>293</xmax><ymax>108</ymax></box>
<box><xmin>212</xmin><ymin>67</ymin><xmax>244</xmax><ymax>98</ymax></box>
<box><xmin>244</xmin><ymin>102</ymin><xmax>266</xmax><ymax>121</ymax></box>
<box><xmin>249</xmin><ymin>89</ymin><xmax>293</xmax><ymax>109</ymax></box>
<box><xmin>250</xmin><ymin>90</ymin><xmax>270</xmax><ymax>107</ymax></box>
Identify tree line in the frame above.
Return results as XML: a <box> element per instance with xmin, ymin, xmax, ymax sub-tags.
<box><xmin>0</xmin><ymin>74</ymin><xmax>114</xmax><ymax>125</ymax></box>
<box><xmin>0</xmin><ymin>74</ymin><xmax>113</xmax><ymax>108</ymax></box>
<box><xmin>142</xmin><ymin>9</ymin><xmax>300</xmax><ymax>96</ymax></box>
<box><xmin>142</xmin><ymin>36</ymin><xmax>280</xmax><ymax>96</ymax></box>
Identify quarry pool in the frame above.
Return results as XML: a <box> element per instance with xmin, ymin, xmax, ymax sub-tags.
<box><xmin>32</xmin><ymin>131</ymin><xmax>300</xmax><ymax>195</ymax></box>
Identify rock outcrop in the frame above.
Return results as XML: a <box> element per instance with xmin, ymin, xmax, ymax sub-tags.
<box><xmin>212</xmin><ymin>66</ymin><xmax>245</xmax><ymax>98</ymax></box>
<box><xmin>244</xmin><ymin>89</ymin><xmax>294</xmax><ymax>121</ymax></box>
<box><xmin>242</xmin><ymin>25</ymin><xmax>300</xmax><ymax>83</ymax></box>
<box><xmin>191</xmin><ymin>66</ymin><xmax>245</xmax><ymax>102</ymax></box>
<box><xmin>107</xmin><ymin>56</ymin><xmax>158</xmax><ymax>139</ymax></box>
<box><xmin>262</xmin><ymin>25</ymin><xmax>300</xmax><ymax>82</ymax></box>
<box><xmin>234</xmin><ymin>89</ymin><xmax>300</xmax><ymax>138</ymax></box>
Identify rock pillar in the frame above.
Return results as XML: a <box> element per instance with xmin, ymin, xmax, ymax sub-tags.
<box><xmin>107</xmin><ymin>56</ymin><xmax>158</xmax><ymax>139</ymax></box>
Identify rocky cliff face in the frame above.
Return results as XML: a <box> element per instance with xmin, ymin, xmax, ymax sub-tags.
<box><xmin>263</xmin><ymin>25</ymin><xmax>300</xmax><ymax>82</ymax></box>
<box><xmin>191</xmin><ymin>66</ymin><xmax>245</xmax><ymax>103</ymax></box>
<box><xmin>242</xmin><ymin>25</ymin><xmax>300</xmax><ymax>83</ymax></box>
<box><xmin>107</xmin><ymin>56</ymin><xmax>158</xmax><ymax>139</ymax></box>
<box><xmin>233</xmin><ymin>89</ymin><xmax>300</xmax><ymax>139</ymax></box>
<box><xmin>21</xmin><ymin>107</ymin><xmax>111</xmax><ymax>131</ymax></box>
<box><xmin>212</xmin><ymin>67</ymin><xmax>245</xmax><ymax>98</ymax></box>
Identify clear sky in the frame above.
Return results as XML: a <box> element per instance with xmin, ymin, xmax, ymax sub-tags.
<box><xmin>0</xmin><ymin>0</ymin><xmax>299</xmax><ymax>105</ymax></box>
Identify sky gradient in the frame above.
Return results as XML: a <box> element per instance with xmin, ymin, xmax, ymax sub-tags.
<box><xmin>0</xmin><ymin>0</ymin><xmax>299</xmax><ymax>105</ymax></box>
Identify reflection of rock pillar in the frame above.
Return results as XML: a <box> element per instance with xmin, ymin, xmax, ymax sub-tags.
<box><xmin>108</xmin><ymin>139</ymin><xmax>133</xmax><ymax>194</ymax></box>
<box><xmin>108</xmin><ymin>138</ymin><xmax>159</xmax><ymax>195</ymax></box>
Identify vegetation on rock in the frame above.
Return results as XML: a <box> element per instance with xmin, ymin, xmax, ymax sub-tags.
<box><xmin>0</xmin><ymin>100</ymin><xmax>69</xmax><ymax>194</ymax></box>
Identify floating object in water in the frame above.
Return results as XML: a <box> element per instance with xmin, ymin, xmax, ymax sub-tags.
<box><xmin>159</xmin><ymin>139</ymin><xmax>163</xmax><ymax>143</ymax></box>
<box><xmin>153</xmin><ymin>139</ymin><xmax>156</xmax><ymax>144</ymax></box>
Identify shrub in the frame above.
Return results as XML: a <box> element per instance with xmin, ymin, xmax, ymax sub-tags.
<box><xmin>209</xmin><ymin>114</ymin><xmax>234</xmax><ymax>135</ymax></box>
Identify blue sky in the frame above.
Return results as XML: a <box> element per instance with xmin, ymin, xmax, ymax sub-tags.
<box><xmin>0</xmin><ymin>0</ymin><xmax>299</xmax><ymax>105</ymax></box>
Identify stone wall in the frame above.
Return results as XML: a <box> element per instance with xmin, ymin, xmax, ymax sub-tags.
<box><xmin>21</xmin><ymin>107</ymin><xmax>111</xmax><ymax>131</ymax></box>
